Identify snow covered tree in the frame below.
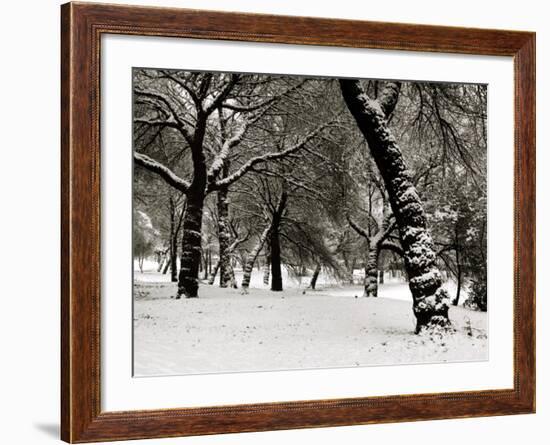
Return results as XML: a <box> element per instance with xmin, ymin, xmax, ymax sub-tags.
<box><xmin>340</xmin><ymin>79</ymin><xmax>451</xmax><ymax>332</ymax></box>
<box><xmin>133</xmin><ymin>70</ymin><xmax>333</xmax><ymax>298</ymax></box>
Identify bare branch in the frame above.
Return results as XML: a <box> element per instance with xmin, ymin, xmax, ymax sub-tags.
<box><xmin>222</xmin><ymin>80</ymin><xmax>306</xmax><ymax>113</ymax></box>
<box><xmin>207</xmin><ymin>108</ymin><xmax>269</xmax><ymax>183</ymax></box>
<box><xmin>347</xmin><ymin>215</ymin><xmax>370</xmax><ymax>241</ymax></box>
<box><xmin>134</xmin><ymin>88</ymin><xmax>194</xmax><ymax>144</ymax></box>
<box><xmin>380</xmin><ymin>212</ymin><xmax>397</xmax><ymax>242</ymax></box>
<box><xmin>159</xmin><ymin>70</ymin><xmax>202</xmax><ymax>109</ymax></box>
<box><xmin>205</xmin><ymin>74</ymin><xmax>241</xmax><ymax>115</ymax></box>
<box><xmin>134</xmin><ymin>152</ymin><xmax>190</xmax><ymax>193</ymax></box>
<box><xmin>210</xmin><ymin>122</ymin><xmax>332</xmax><ymax>191</ymax></box>
<box><xmin>134</xmin><ymin>115</ymin><xmax>178</xmax><ymax>128</ymax></box>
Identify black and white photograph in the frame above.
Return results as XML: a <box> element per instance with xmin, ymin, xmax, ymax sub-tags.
<box><xmin>132</xmin><ymin>68</ymin><xmax>488</xmax><ymax>376</ymax></box>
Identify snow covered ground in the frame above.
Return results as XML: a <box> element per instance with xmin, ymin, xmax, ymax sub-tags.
<box><xmin>133</xmin><ymin>269</ymin><xmax>487</xmax><ymax>376</ymax></box>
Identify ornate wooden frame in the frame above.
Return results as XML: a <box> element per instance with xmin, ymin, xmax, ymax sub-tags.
<box><xmin>61</xmin><ymin>2</ymin><xmax>536</xmax><ymax>442</ymax></box>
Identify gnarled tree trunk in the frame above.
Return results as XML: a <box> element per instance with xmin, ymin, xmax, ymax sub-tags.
<box><xmin>340</xmin><ymin>79</ymin><xmax>450</xmax><ymax>332</ymax></box>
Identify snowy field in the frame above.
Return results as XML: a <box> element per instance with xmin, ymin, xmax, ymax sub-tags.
<box><xmin>133</xmin><ymin>267</ymin><xmax>487</xmax><ymax>376</ymax></box>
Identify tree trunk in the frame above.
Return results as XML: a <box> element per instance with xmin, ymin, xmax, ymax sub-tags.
<box><xmin>228</xmin><ymin>263</ymin><xmax>237</xmax><ymax>289</ymax></box>
<box><xmin>157</xmin><ymin>253</ymin><xmax>165</xmax><ymax>272</ymax></box>
<box><xmin>170</xmin><ymin>227</ymin><xmax>178</xmax><ymax>283</ymax></box>
<box><xmin>162</xmin><ymin>257</ymin><xmax>171</xmax><ymax>274</ymax></box>
<box><xmin>202</xmin><ymin>249</ymin><xmax>209</xmax><ymax>280</ymax></box>
<box><xmin>452</xmin><ymin>242</ymin><xmax>462</xmax><ymax>306</ymax></box>
<box><xmin>363</xmin><ymin>246</ymin><xmax>379</xmax><ymax>297</ymax></box>
<box><xmin>270</xmin><ymin>225</ymin><xmax>283</xmax><ymax>291</ymax></box>
<box><xmin>310</xmin><ymin>263</ymin><xmax>321</xmax><ymax>290</ymax></box>
<box><xmin>379</xmin><ymin>268</ymin><xmax>385</xmax><ymax>284</ymax></box>
<box><xmin>340</xmin><ymin>79</ymin><xmax>450</xmax><ymax>332</ymax></box>
<box><xmin>269</xmin><ymin>192</ymin><xmax>287</xmax><ymax>292</ymax></box>
<box><xmin>176</xmin><ymin>192</ymin><xmax>204</xmax><ymax>298</ymax></box>
<box><xmin>241</xmin><ymin>223</ymin><xmax>271</xmax><ymax>291</ymax></box>
<box><xmin>216</xmin><ymin>186</ymin><xmax>235</xmax><ymax>288</ymax></box>
<box><xmin>167</xmin><ymin>196</ymin><xmax>178</xmax><ymax>282</ymax></box>
<box><xmin>208</xmin><ymin>260</ymin><xmax>220</xmax><ymax>285</ymax></box>
<box><xmin>263</xmin><ymin>250</ymin><xmax>271</xmax><ymax>285</ymax></box>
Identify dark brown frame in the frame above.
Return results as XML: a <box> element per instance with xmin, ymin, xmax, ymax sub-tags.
<box><xmin>61</xmin><ymin>2</ymin><xmax>536</xmax><ymax>442</ymax></box>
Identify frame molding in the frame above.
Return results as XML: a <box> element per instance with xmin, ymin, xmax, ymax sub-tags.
<box><xmin>61</xmin><ymin>2</ymin><xmax>535</xmax><ymax>442</ymax></box>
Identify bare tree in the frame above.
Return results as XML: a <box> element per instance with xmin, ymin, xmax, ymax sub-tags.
<box><xmin>133</xmin><ymin>70</ymin><xmax>333</xmax><ymax>297</ymax></box>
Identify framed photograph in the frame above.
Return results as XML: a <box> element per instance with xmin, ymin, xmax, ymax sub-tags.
<box><xmin>61</xmin><ymin>2</ymin><xmax>535</xmax><ymax>442</ymax></box>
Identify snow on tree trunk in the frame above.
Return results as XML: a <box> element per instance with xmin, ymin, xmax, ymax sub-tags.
<box><xmin>340</xmin><ymin>79</ymin><xmax>450</xmax><ymax>332</ymax></box>
<box><xmin>176</xmin><ymin>193</ymin><xmax>204</xmax><ymax>298</ymax></box>
<box><xmin>363</xmin><ymin>246</ymin><xmax>380</xmax><ymax>298</ymax></box>
<box><xmin>241</xmin><ymin>223</ymin><xmax>271</xmax><ymax>292</ymax></box>
<box><xmin>208</xmin><ymin>260</ymin><xmax>220</xmax><ymax>285</ymax></box>
<box><xmin>347</xmin><ymin>215</ymin><xmax>393</xmax><ymax>299</ymax></box>
<box><xmin>216</xmin><ymin>186</ymin><xmax>234</xmax><ymax>288</ymax></box>
<box><xmin>263</xmin><ymin>251</ymin><xmax>271</xmax><ymax>285</ymax></box>
<box><xmin>227</xmin><ymin>262</ymin><xmax>237</xmax><ymax>289</ymax></box>
<box><xmin>310</xmin><ymin>264</ymin><xmax>321</xmax><ymax>290</ymax></box>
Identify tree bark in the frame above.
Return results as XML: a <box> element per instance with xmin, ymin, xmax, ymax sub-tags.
<box><xmin>269</xmin><ymin>192</ymin><xmax>287</xmax><ymax>292</ymax></box>
<box><xmin>216</xmin><ymin>186</ymin><xmax>235</xmax><ymax>288</ymax></box>
<box><xmin>176</xmin><ymin>191</ymin><xmax>204</xmax><ymax>298</ymax></box>
<box><xmin>241</xmin><ymin>223</ymin><xmax>271</xmax><ymax>291</ymax></box>
<box><xmin>340</xmin><ymin>79</ymin><xmax>450</xmax><ymax>332</ymax></box>
<box><xmin>363</xmin><ymin>246</ymin><xmax>380</xmax><ymax>297</ymax></box>
<box><xmin>270</xmin><ymin>225</ymin><xmax>283</xmax><ymax>291</ymax></box>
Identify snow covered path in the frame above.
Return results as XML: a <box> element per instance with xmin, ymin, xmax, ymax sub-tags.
<box><xmin>133</xmin><ymin>280</ymin><xmax>487</xmax><ymax>376</ymax></box>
